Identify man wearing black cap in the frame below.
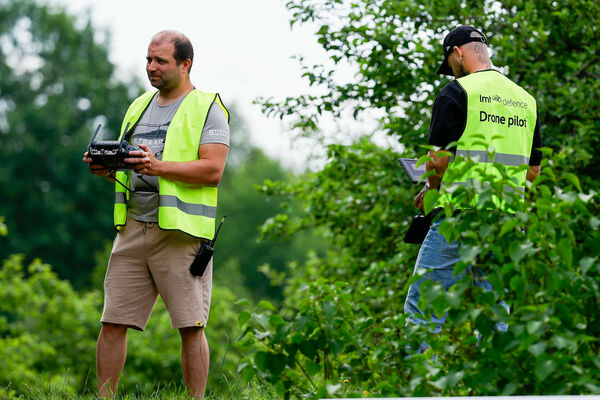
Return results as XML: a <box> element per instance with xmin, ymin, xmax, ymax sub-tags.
<box><xmin>404</xmin><ymin>25</ymin><xmax>543</xmax><ymax>333</ymax></box>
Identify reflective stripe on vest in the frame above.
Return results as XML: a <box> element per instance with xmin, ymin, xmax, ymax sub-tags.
<box><xmin>115</xmin><ymin>192</ymin><xmax>127</xmax><ymax>204</ymax></box>
<box><xmin>159</xmin><ymin>195</ymin><xmax>217</xmax><ymax>218</ymax></box>
<box><xmin>113</xmin><ymin>89</ymin><xmax>229</xmax><ymax>239</ymax></box>
<box><xmin>455</xmin><ymin>150</ymin><xmax>529</xmax><ymax>167</ymax></box>
<box><xmin>443</xmin><ymin>181</ymin><xmax>525</xmax><ymax>194</ymax></box>
<box><xmin>438</xmin><ymin>70</ymin><xmax>536</xmax><ymax>210</ymax></box>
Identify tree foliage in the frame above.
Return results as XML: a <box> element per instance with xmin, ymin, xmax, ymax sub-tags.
<box><xmin>262</xmin><ymin>0</ymin><xmax>599</xmax><ymax>181</ymax></box>
<box><xmin>238</xmin><ymin>0</ymin><xmax>600</xmax><ymax>398</ymax></box>
<box><xmin>0</xmin><ymin>0</ymin><xmax>138</xmax><ymax>283</ymax></box>
<box><xmin>217</xmin><ymin>119</ymin><xmax>328</xmax><ymax>302</ymax></box>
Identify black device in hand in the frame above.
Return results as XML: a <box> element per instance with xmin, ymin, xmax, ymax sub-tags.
<box><xmin>398</xmin><ymin>158</ymin><xmax>433</xmax><ymax>244</ymax></box>
<box><xmin>403</xmin><ymin>213</ymin><xmax>433</xmax><ymax>244</ymax></box>
<box><xmin>190</xmin><ymin>216</ymin><xmax>226</xmax><ymax>277</ymax></box>
<box><xmin>86</xmin><ymin>123</ymin><xmax>142</xmax><ymax>171</ymax></box>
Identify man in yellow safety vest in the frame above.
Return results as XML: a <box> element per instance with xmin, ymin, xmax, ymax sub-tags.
<box><xmin>84</xmin><ymin>30</ymin><xmax>229</xmax><ymax>399</ymax></box>
<box><xmin>405</xmin><ymin>25</ymin><xmax>542</xmax><ymax>335</ymax></box>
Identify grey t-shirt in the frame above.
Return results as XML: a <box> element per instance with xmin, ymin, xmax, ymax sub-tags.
<box><xmin>127</xmin><ymin>94</ymin><xmax>230</xmax><ymax>222</ymax></box>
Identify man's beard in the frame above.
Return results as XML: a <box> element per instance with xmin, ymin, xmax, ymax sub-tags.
<box><xmin>149</xmin><ymin>74</ymin><xmax>165</xmax><ymax>88</ymax></box>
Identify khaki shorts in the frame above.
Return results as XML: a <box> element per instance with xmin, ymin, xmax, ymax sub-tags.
<box><xmin>101</xmin><ymin>218</ymin><xmax>212</xmax><ymax>330</ymax></box>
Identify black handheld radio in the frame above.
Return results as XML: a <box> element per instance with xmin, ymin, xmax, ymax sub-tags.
<box><xmin>189</xmin><ymin>215</ymin><xmax>226</xmax><ymax>277</ymax></box>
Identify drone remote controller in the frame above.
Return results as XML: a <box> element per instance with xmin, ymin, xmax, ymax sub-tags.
<box><xmin>86</xmin><ymin>123</ymin><xmax>142</xmax><ymax>171</ymax></box>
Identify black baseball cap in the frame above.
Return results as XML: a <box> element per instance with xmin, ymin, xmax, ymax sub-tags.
<box><xmin>437</xmin><ymin>25</ymin><xmax>487</xmax><ymax>76</ymax></box>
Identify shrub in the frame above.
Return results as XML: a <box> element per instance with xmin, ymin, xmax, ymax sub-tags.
<box><xmin>236</xmin><ymin>145</ymin><xmax>600</xmax><ymax>398</ymax></box>
<box><xmin>0</xmin><ymin>256</ymin><xmax>101</xmax><ymax>397</ymax></box>
<box><xmin>0</xmin><ymin>255</ymin><xmax>245</xmax><ymax>398</ymax></box>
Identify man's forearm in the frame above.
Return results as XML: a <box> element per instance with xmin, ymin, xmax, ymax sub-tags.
<box><xmin>156</xmin><ymin>159</ymin><xmax>224</xmax><ymax>185</ymax></box>
<box><xmin>527</xmin><ymin>165</ymin><xmax>541</xmax><ymax>182</ymax></box>
<box><xmin>426</xmin><ymin>150</ymin><xmax>450</xmax><ymax>189</ymax></box>
<box><xmin>426</xmin><ymin>173</ymin><xmax>442</xmax><ymax>190</ymax></box>
<box><xmin>128</xmin><ymin>143</ymin><xmax>228</xmax><ymax>186</ymax></box>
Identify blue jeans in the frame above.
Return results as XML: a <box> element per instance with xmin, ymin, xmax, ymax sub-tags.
<box><xmin>404</xmin><ymin>218</ymin><xmax>508</xmax><ymax>334</ymax></box>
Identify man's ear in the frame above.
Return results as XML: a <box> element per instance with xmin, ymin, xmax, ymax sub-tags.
<box><xmin>453</xmin><ymin>45</ymin><xmax>464</xmax><ymax>60</ymax></box>
<box><xmin>181</xmin><ymin>58</ymin><xmax>192</xmax><ymax>74</ymax></box>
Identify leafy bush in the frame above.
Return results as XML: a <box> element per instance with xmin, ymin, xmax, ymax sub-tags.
<box><xmin>238</xmin><ymin>0</ymin><xmax>600</xmax><ymax>397</ymax></box>
<box><xmin>236</xmin><ymin>146</ymin><xmax>599</xmax><ymax>398</ymax></box>
<box><xmin>0</xmin><ymin>256</ymin><xmax>101</xmax><ymax>398</ymax></box>
<box><xmin>0</xmin><ymin>255</ymin><xmax>245</xmax><ymax>398</ymax></box>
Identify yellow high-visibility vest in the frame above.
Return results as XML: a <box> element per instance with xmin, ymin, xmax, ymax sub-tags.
<box><xmin>438</xmin><ymin>70</ymin><xmax>537</xmax><ymax>210</ymax></box>
<box><xmin>114</xmin><ymin>89</ymin><xmax>229</xmax><ymax>239</ymax></box>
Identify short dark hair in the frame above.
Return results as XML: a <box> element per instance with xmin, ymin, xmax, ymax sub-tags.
<box><xmin>152</xmin><ymin>31</ymin><xmax>194</xmax><ymax>73</ymax></box>
<box><xmin>172</xmin><ymin>35</ymin><xmax>194</xmax><ymax>72</ymax></box>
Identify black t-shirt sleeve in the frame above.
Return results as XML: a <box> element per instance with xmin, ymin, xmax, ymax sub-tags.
<box><xmin>428</xmin><ymin>81</ymin><xmax>466</xmax><ymax>149</ymax></box>
<box><xmin>529</xmin><ymin>109</ymin><xmax>542</xmax><ymax>166</ymax></box>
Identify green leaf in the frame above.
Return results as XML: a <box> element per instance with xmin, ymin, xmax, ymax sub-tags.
<box><xmin>237</xmin><ymin>359</ymin><xmax>250</xmax><ymax>373</ymax></box>
<box><xmin>528</xmin><ymin>341</ymin><xmax>547</xmax><ymax>357</ymax></box>
<box><xmin>423</xmin><ymin>189</ymin><xmax>440</xmax><ymax>214</ymax></box>
<box><xmin>269</xmin><ymin>314</ymin><xmax>286</xmax><ymax>328</ymax></box>
<box><xmin>241</xmin><ymin>363</ymin><xmax>256</xmax><ymax>381</ymax></box>
<box><xmin>562</xmin><ymin>173</ymin><xmax>582</xmax><ymax>192</ymax></box>
<box><xmin>479</xmin><ymin>224</ymin><xmax>495</xmax><ymax>240</ymax></box>
<box><xmin>430</xmin><ymin>370</ymin><xmax>465</xmax><ymax>390</ymax></box>
<box><xmin>501</xmin><ymin>382</ymin><xmax>517</xmax><ymax>396</ymax></box>
<box><xmin>358</xmin><ymin>317</ymin><xmax>375</xmax><ymax>332</ymax></box>
<box><xmin>470</xmin><ymin>133</ymin><xmax>487</xmax><ymax>140</ymax></box>
<box><xmin>237</xmin><ymin>311</ymin><xmax>252</xmax><ymax>327</ymax></box>
<box><xmin>445</xmin><ymin>290</ymin><xmax>462</xmax><ymax>308</ymax></box>
<box><xmin>234</xmin><ymin>298</ymin><xmax>251</xmax><ymax>306</ymax></box>
<box><xmin>584</xmin><ymin>383</ymin><xmax>600</xmax><ymax>394</ymax></box>
<box><xmin>557</xmin><ymin>238</ymin><xmax>573</xmax><ymax>268</ymax></box>
<box><xmin>509</xmin><ymin>242</ymin><xmax>538</xmax><ymax>264</ymax></box>
<box><xmin>416</xmin><ymin>154</ymin><xmax>431</xmax><ymax>167</ymax></box>
<box><xmin>265</xmin><ymin>352</ymin><xmax>287</xmax><ymax>376</ymax></box>
<box><xmin>551</xmin><ymin>335</ymin><xmax>577</xmax><ymax>352</ymax></box>
<box><xmin>254</xmin><ymin>313</ymin><xmax>270</xmax><ymax>329</ymax></box>
<box><xmin>274</xmin><ymin>381</ymin><xmax>286</xmax><ymax>398</ymax></box>
<box><xmin>258</xmin><ymin>300</ymin><xmax>277</xmax><ymax>311</ymax></box>
<box><xmin>316</xmin><ymin>384</ymin><xmax>327</xmax><ymax>399</ymax></box>
<box><xmin>499</xmin><ymin>219</ymin><xmax>519</xmax><ymax>237</ymax></box>
<box><xmin>445</xmin><ymin>140</ymin><xmax>459</xmax><ymax>150</ymax></box>
<box><xmin>295</xmin><ymin>315</ymin><xmax>315</xmax><ymax>331</ymax></box>
<box><xmin>535</xmin><ymin>359</ymin><xmax>556</xmax><ymax>381</ymax></box>
<box><xmin>254</xmin><ymin>351</ymin><xmax>268</xmax><ymax>372</ymax></box>
<box><xmin>580</xmin><ymin>257</ymin><xmax>597</xmax><ymax>275</ymax></box>
<box><xmin>323</xmin><ymin>301</ymin><xmax>336</xmax><ymax>320</ymax></box>
<box><xmin>527</xmin><ymin>321</ymin><xmax>543</xmax><ymax>335</ymax></box>
<box><xmin>459</xmin><ymin>245</ymin><xmax>481</xmax><ymax>264</ymax></box>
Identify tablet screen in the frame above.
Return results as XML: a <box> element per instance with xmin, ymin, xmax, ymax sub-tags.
<box><xmin>398</xmin><ymin>158</ymin><xmax>427</xmax><ymax>184</ymax></box>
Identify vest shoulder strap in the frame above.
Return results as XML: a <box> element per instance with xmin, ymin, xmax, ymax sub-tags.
<box><xmin>119</xmin><ymin>91</ymin><xmax>158</xmax><ymax>138</ymax></box>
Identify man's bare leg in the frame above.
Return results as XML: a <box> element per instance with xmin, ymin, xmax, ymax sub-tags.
<box><xmin>179</xmin><ymin>326</ymin><xmax>209</xmax><ymax>398</ymax></box>
<box><xmin>97</xmin><ymin>323</ymin><xmax>128</xmax><ymax>398</ymax></box>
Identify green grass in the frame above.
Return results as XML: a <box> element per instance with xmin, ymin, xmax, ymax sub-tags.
<box><xmin>4</xmin><ymin>382</ymin><xmax>279</xmax><ymax>400</ymax></box>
